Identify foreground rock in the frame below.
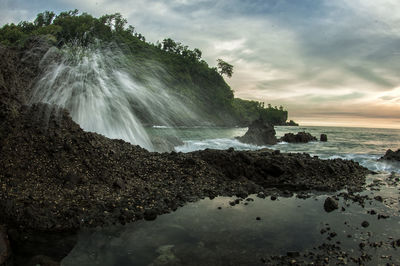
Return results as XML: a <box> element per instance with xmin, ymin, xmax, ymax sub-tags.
<box><xmin>236</xmin><ymin>118</ymin><xmax>277</xmax><ymax>145</ymax></box>
<box><xmin>323</xmin><ymin>197</ymin><xmax>339</xmax><ymax>212</ymax></box>
<box><xmin>379</xmin><ymin>149</ymin><xmax>400</xmax><ymax>162</ymax></box>
<box><xmin>0</xmin><ymin>103</ymin><xmax>371</xmax><ymax>232</ymax></box>
<box><xmin>279</xmin><ymin>132</ymin><xmax>317</xmax><ymax>143</ymax></box>
<box><xmin>0</xmin><ymin>225</ymin><xmax>11</xmax><ymax>265</ymax></box>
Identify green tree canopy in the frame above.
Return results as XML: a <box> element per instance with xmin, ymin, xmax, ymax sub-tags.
<box><xmin>217</xmin><ymin>59</ymin><xmax>233</xmax><ymax>78</ymax></box>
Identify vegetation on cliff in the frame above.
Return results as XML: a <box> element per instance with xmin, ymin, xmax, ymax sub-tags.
<box><xmin>0</xmin><ymin>10</ymin><xmax>292</xmax><ymax>126</ymax></box>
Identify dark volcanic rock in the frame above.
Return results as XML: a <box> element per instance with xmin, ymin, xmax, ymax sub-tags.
<box><xmin>0</xmin><ymin>41</ymin><xmax>371</xmax><ymax>256</ymax></box>
<box><xmin>320</xmin><ymin>134</ymin><xmax>328</xmax><ymax>142</ymax></box>
<box><xmin>0</xmin><ymin>103</ymin><xmax>370</xmax><ymax>232</ymax></box>
<box><xmin>0</xmin><ymin>225</ymin><xmax>11</xmax><ymax>265</ymax></box>
<box><xmin>361</xmin><ymin>221</ymin><xmax>369</xmax><ymax>228</ymax></box>
<box><xmin>379</xmin><ymin>149</ymin><xmax>400</xmax><ymax>162</ymax></box>
<box><xmin>28</xmin><ymin>255</ymin><xmax>60</xmax><ymax>266</ymax></box>
<box><xmin>144</xmin><ymin>209</ymin><xmax>158</xmax><ymax>221</ymax></box>
<box><xmin>324</xmin><ymin>197</ymin><xmax>339</xmax><ymax>212</ymax></box>
<box><xmin>279</xmin><ymin>132</ymin><xmax>317</xmax><ymax>143</ymax></box>
<box><xmin>236</xmin><ymin>118</ymin><xmax>277</xmax><ymax>145</ymax></box>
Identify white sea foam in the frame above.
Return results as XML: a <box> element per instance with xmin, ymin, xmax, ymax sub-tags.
<box><xmin>175</xmin><ymin>138</ymin><xmax>270</xmax><ymax>153</ymax></box>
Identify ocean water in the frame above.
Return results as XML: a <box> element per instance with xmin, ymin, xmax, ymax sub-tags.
<box><xmin>148</xmin><ymin>125</ymin><xmax>400</xmax><ymax>173</ymax></box>
<box><xmin>62</xmin><ymin>126</ymin><xmax>400</xmax><ymax>266</ymax></box>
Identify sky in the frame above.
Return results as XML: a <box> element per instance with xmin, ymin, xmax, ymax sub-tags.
<box><xmin>1</xmin><ymin>0</ymin><xmax>400</xmax><ymax>128</ymax></box>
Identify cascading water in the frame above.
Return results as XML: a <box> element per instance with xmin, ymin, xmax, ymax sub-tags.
<box><xmin>30</xmin><ymin>42</ymin><xmax>198</xmax><ymax>151</ymax></box>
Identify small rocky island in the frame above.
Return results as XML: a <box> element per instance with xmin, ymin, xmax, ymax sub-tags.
<box><xmin>279</xmin><ymin>132</ymin><xmax>317</xmax><ymax>143</ymax></box>
<box><xmin>235</xmin><ymin>118</ymin><xmax>327</xmax><ymax>144</ymax></box>
<box><xmin>379</xmin><ymin>149</ymin><xmax>400</xmax><ymax>162</ymax></box>
<box><xmin>235</xmin><ymin>118</ymin><xmax>277</xmax><ymax>145</ymax></box>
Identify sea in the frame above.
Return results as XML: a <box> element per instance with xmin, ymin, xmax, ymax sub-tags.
<box><xmin>148</xmin><ymin>125</ymin><xmax>400</xmax><ymax>174</ymax></box>
<box><xmin>62</xmin><ymin>126</ymin><xmax>400</xmax><ymax>266</ymax></box>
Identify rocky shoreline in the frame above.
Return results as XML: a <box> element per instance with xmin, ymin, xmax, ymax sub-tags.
<box><xmin>0</xmin><ymin>105</ymin><xmax>371</xmax><ymax>266</ymax></box>
<box><xmin>0</xmin><ymin>103</ymin><xmax>371</xmax><ymax>231</ymax></box>
<box><xmin>0</xmin><ymin>40</ymin><xmax>374</xmax><ymax>265</ymax></box>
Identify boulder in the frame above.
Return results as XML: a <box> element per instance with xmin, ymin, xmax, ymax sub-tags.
<box><xmin>323</xmin><ymin>197</ymin><xmax>338</xmax><ymax>212</ymax></box>
<box><xmin>236</xmin><ymin>118</ymin><xmax>277</xmax><ymax>145</ymax></box>
<box><xmin>279</xmin><ymin>132</ymin><xmax>317</xmax><ymax>143</ymax></box>
<box><xmin>320</xmin><ymin>134</ymin><xmax>328</xmax><ymax>142</ymax></box>
<box><xmin>379</xmin><ymin>149</ymin><xmax>400</xmax><ymax>162</ymax></box>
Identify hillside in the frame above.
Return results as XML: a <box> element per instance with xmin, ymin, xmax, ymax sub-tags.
<box><xmin>0</xmin><ymin>10</ymin><xmax>292</xmax><ymax>127</ymax></box>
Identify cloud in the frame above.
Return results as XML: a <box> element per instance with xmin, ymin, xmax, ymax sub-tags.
<box><xmin>1</xmin><ymin>0</ymin><xmax>400</xmax><ymax>128</ymax></box>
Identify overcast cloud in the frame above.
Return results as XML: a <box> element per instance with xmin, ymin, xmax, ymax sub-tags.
<box><xmin>1</xmin><ymin>0</ymin><xmax>400</xmax><ymax>128</ymax></box>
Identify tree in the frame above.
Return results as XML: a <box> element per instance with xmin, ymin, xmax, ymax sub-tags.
<box><xmin>217</xmin><ymin>59</ymin><xmax>233</xmax><ymax>78</ymax></box>
<box><xmin>162</xmin><ymin>38</ymin><xmax>177</xmax><ymax>52</ymax></box>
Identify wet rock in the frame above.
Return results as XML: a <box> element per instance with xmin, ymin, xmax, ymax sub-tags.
<box><xmin>0</xmin><ymin>225</ymin><xmax>11</xmax><ymax>265</ymax></box>
<box><xmin>286</xmin><ymin>251</ymin><xmax>300</xmax><ymax>258</ymax></box>
<box><xmin>279</xmin><ymin>132</ymin><xmax>317</xmax><ymax>143</ymax></box>
<box><xmin>144</xmin><ymin>209</ymin><xmax>157</xmax><ymax>221</ymax></box>
<box><xmin>379</xmin><ymin>149</ymin><xmax>400</xmax><ymax>162</ymax></box>
<box><xmin>257</xmin><ymin>192</ymin><xmax>266</xmax><ymax>199</ymax></box>
<box><xmin>374</xmin><ymin>195</ymin><xmax>383</xmax><ymax>202</ymax></box>
<box><xmin>378</xmin><ymin>214</ymin><xmax>389</xmax><ymax>219</ymax></box>
<box><xmin>392</xmin><ymin>239</ymin><xmax>400</xmax><ymax>247</ymax></box>
<box><xmin>320</xmin><ymin>134</ymin><xmax>328</xmax><ymax>142</ymax></box>
<box><xmin>28</xmin><ymin>255</ymin><xmax>60</xmax><ymax>266</ymax></box>
<box><xmin>361</xmin><ymin>221</ymin><xmax>369</xmax><ymax>228</ymax></box>
<box><xmin>236</xmin><ymin>118</ymin><xmax>277</xmax><ymax>145</ymax></box>
<box><xmin>324</xmin><ymin>197</ymin><xmax>339</xmax><ymax>212</ymax></box>
<box><xmin>256</xmin><ymin>217</ymin><xmax>261</xmax><ymax>221</ymax></box>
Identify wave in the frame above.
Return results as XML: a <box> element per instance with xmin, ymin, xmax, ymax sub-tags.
<box><xmin>175</xmin><ymin>137</ymin><xmax>400</xmax><ymax>174</ymax></box>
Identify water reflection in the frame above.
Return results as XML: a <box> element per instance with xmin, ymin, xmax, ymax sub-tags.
<box><xmin>62</xmin><ymin>174</ymin><xmax>400</xmax><ymax>266</ymax></box>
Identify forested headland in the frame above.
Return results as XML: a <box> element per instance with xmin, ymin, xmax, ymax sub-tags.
<box><xmin>0</xmin><ymin>10</ymin><xmax>296</xmax><ymax>126</ymax></box>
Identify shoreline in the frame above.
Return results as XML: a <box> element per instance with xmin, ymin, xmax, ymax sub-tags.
<box><xmin>0</xmin><ymin>102</ymin><xmax>371</xmax><ymax>265</ymax></box>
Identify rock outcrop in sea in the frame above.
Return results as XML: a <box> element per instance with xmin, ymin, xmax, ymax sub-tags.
<box><xmin>235</xmin><ymin>118</ymin><xmax>277</xmax><ymax>145</ymax></box>
<box><xmin>279</xmin><ymin>132</ymin><xmax>317</xmax><ymax>143</ymax></box>
<box><xmin>379</xmin><ymin>149</ymin><xmax>400</xmax><ymax>162</ymax></box>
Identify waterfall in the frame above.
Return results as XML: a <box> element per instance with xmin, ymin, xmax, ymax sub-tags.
<box><xmin>30</xmin><ymin>42</ymin><xmax>197</xmax><ymax>151</ymax></box>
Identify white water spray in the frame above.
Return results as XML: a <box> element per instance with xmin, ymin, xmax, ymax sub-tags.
<box><xmin>30</xmin><ymin>43</ymin><xmax>198</xmax><ymax>151</ymax></box>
